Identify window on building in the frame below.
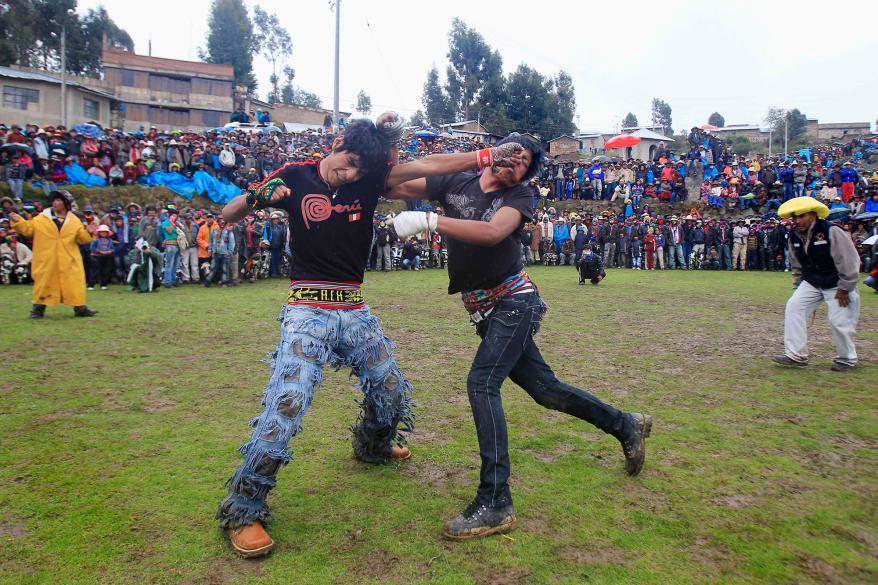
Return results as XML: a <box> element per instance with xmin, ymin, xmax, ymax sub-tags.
<box><xmin>120</xmin><ymin>69</ymin><xmax>135</xmax><ymax>86</ymax></box>
<box><xmin>3</xmin><ymin>86</ymin><xmax>39</xmax><ymax>110</ymax></box>
<box><xmin>83</xmin><ymin>97</ymin><xmax>99</xmax><ymax>119</ymax></box>
<box><xmin>198</xmin><ymin>109</ymin><xmax>223</xmax><ymax>128</ymax></box>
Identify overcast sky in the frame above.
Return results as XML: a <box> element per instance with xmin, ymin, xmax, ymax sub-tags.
<box><xmin>78</xmin><ymin>0</ymin><xmax>877</xmax><ymax>134</ymax></box>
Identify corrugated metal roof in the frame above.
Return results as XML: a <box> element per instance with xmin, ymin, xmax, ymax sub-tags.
<box><xmin>631</xmin><ymin>128</ymin><xmax>672</xmax><ymax>141</ymax></box>
<box><xmin>0</xmin><ymin>66</ymin><xmax>115</xmax><ymax>100</ymax></box>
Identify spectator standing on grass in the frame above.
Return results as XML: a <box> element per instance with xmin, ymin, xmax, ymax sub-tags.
<box><xmin>160</xmin><ymin>212</ymin><xmax>180</xmax><ymax>288</ymax></box>
<box><xmin>8</xmin><ymin>190</ymin><xmax>97</xmax><ymax>318</ymax></box>
<box><xmin>263</xmin><ymin>211</ymin><xmax>287</xmax><ymax>277</ymax></box>
<box><xmin>179</xmin><ymin>213</ymin><xmax>200</xmax><ymax>283</ymax></box>
<box><xmin>88</xmin><ymin>224</ymin><xmax>115</xmax><ymax>290</ymax></box>
<box><xmin>732</xmin><ymin>219</ymin><xmax>749</xmax><ymax>271</ymax></box>
<box><xmin>206</xmin><ymin>219</ymin><xmax>235</xmax><ymax>287</ymax></box>
<box><xmin>773</xmin><ymin>197</ymin><xmax>860</xmax><ymax>371</ymax></box>
<box><xmin>5</xmin><ymin>152</ymin><xmax>27</xmax><ymax>202</ymax></box>
<box><xmin>197</xmin><ymin>213</ymin><xmax>218</xmax><ymax>273</ymax></box>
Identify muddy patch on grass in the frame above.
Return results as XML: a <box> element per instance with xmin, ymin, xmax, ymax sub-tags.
<box><xmin>0</xmin><ymin>519</ymin><xmax>27</xmax><ymax>539</ymax></box>
<box><xmin>355</xmin><ymin>549</ymin><xmax>406</xmax><ymax>584</ymax></box>
<box><xmin>560</xmin><ymin>540</ymin><xmax>629</xmax><ymax>566</ymax></box>
<box><xmin>522</xmin><ymin>442</ymin><xmax>577</xmax><ymax>463</ymax></box>
<box><xmin>688</xmin><ymin>535</ymin><xmax>737</xmax><ymax>577</ymax></box>
<box><xmin>797</xmin><ymin>554</ymin><xmax>846</xmax><ymax>585</ymax></box>
<box><xmin>198</xmin><ymin>555</ymin><xmax>266</xmax><ymax>585</ymax></box>
<box><xmin>37</xmin><ymin>408</ymin><xmax>88</xmax><ymax>422</ymax></box>
<box><xmin>475</xmin><ymin>566</ymin><xmax>532</xmax><ymax>585</ymax></box>
<box><xmin>400</xmin><ymin>459</ymin><xmax>468</xmax><ymax>490</ymax></box>
<box><xmin>713</xmin><ymin>493</ymin><xmax>758</xmax><ymax>509</ymax></box>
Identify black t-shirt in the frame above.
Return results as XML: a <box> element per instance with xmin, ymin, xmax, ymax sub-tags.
<box><xmin>426</xmin><ymin>171</ymin><xmax>533</xmax><ymax>294</ymax></box>
<box><xmin>267</xmin><ymin>160</ymin><xmax>386</xmax><ymax>283</ymax></box>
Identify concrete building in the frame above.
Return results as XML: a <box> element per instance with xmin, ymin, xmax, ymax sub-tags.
<box><xmin>268</xmin><ymin>102</ymin><xmax>351</xmax><ymax>127</ymax></box>
<box><xmin>709</xmin><ymin>124</ymin><xmax>769</xmax><ymax>145</ymax></box>
<box><xmin>625</xmin><ymin>128</ymin><xmax>673</xmax><ymax>161</ymax></box>
<box><xmin>816</xmin><ymin>122</ymin><xmax>871</xmax><ymax>141</ymax></box>
<box><xmin>97</xmin><ymin>45</ymin><xmax>235</xmax><ymax>132</ymax></box>
<box><xmin>548</xmin><ymin>135</ymin><xmax>582</xmax><ymax>160</ymax></box>
<box><xmin>575</xmin><ymin>133</ymin><xmax>605</xmax><ymax>155</ymax></box>
<box><xmin>0</xmin><ymin>66</ymin><xmax>115</xmax><ymax>128</ymax></box>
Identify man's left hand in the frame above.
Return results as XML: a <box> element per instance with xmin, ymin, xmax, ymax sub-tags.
<box><xmin>835</xmin><ymin>288</ymin><xmax>850</xmax><ymax>308</ymax></box>
<box><xmin>389</xmin><ymin>211</ymin><xmax>438</xmax><ymax>240</ymax></box>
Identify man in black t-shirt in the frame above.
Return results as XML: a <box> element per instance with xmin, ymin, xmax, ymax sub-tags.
<box><xmin>388</xmin><ymin>133</ymin><xmax>652</xmax><ymax>542</ymax></box>
<box><xmin>215</xmin><ymin>114</ymin><xmax>525</xmax><ymax>557</ymax></box>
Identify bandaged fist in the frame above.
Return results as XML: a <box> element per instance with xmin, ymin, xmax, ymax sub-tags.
<box><xmin>476</xmin><ymin>142</ymin><xmax>524</xmax><ymax>170</ymax></box>
<box><xmin>376</xmin><ymin>111</ymin><xmax>405</xmax><ymax>143</ymax></box>
<box><xmin>389</xmin><ymin>211</ymin><xmax>438</xmax><ymax>240</ymax></box>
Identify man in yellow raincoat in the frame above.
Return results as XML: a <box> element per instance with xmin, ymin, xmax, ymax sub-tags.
<box><xmin>8</xmin><ymin>190</ymin><xmax>98</xmax><ymax>318</ymax></box>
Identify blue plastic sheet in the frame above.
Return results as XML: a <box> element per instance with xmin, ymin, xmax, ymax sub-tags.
<box><xmin>72</xmin><ymin>123</ymin><xmax>104</xmax><ymax>139</ymax></box>
<box><xmin>139</xmin><ymin>170</ymin><xmax>242</xmax><ymax>204</ymax></box>
<box><xmin>64</xmin><ymin>163</ymin><xmax>107</xmax><ymax>187</ymax></box>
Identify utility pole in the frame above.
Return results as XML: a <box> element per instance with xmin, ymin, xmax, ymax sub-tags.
<box><xmin>59</xmin><ymin>9</ymin><xmax>74</xmax><ymax>128</ymax></box>
<box><xmin>332</xmin><ymin>0</ymin><xmax>341</xmax><ymax>132</ymax></box>
<box><xmin>768</xmin><ymin>128</ymin><xmax>772</xmax><ymax>158</ymax></box>
<box><xmin>783</xmin><ymin>115</ymin><xmax>788</xmax><ymax>159</ymax></box>
<box><xmin>60</xmin><ymin>23</ymin><xmax>66</xmax><ymax>127</ymax></box>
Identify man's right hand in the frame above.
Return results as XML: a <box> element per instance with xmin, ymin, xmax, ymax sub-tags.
<box><xmin>8</xmin><ymin>212</ymin><xmax>22</xmax><ymax>222</ymax></box>
<box><xmin>267</xmin><ymin>185</ymin><xmax>290</xmax><ymax>205</ymax></box>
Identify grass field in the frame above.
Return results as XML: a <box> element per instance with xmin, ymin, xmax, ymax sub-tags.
<box><xmin>1</xmin><ymin>268</ymin><xmax>876</xmax><ymax>585</ymax></box>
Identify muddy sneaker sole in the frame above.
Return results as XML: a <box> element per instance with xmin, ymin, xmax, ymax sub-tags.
<box><xmin>624</xmin><ymin>413</ymin><xmax>653</xmax><ymax>476</ymax></box>
<box><xmin>443</xmin><ymin>516</ymin><xmax>517</xmax><ymax>541</ymax></box>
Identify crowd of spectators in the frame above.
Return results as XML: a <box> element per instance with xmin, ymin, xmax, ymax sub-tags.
<box><xmin>0</xmin><ymin>119</ymin><xmax>876</xmax><ymax>293</ymax></box>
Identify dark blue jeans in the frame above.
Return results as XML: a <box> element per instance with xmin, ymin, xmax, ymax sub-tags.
<box><xmin>467</xmin><ymin>292</ymin><xmax>625</xmax><ymax>508</ymax></box>
<box><xmin>269</xmin><ymin>248</ymin><xmax>282</xmax><ymax>277</ymax></box>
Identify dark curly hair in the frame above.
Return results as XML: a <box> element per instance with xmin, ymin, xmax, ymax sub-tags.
<box><xmin>337</xmin><ymin>119</ymin><xmax>387</xmax><ymax>175</ymax></box>
<box><xmin>496</xmin><ymin>132</ymin><xmax>544</xmax><ymax>182</ymax></box>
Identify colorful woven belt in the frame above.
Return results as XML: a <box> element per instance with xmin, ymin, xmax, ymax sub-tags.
<box><xmin>287</xmin><ymin>280</ymin><xmax>364</xmax><ymax>310</ymax></box>
<box><xmin>461</xmin><ymin>271</ymin><xmax>536</xmax><ymax>315</ymax></box>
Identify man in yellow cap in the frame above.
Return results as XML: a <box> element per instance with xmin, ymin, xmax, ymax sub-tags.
<box><xmin>773</xmin><ymin>197</ymin><xmax>860</xmax><ymax>371</ymax></box>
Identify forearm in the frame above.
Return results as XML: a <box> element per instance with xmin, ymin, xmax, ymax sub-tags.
<box><xmin>436</xmin><ymin>216</ymin><xmax>504</xmax><ymax>247</ymax></box>
<box><xmin>222</xmin><ymin>195</ymin><xmax>253</xmax><ymax>223</ymax></box>
<box><xmin>386</xmin><ymin>151</ymin><xmax>479</xmax><ymax>189</ymax></box>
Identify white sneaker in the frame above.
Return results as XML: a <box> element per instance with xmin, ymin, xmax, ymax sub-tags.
<box><xmin>87</xmin><ymin>286</ymin><xmax>95</xmax><ymax>291</ymax></box>
<box><xmin>100</xmin><ymin>286</ymin><xmax>108</xmax><ymax>290</ymax></box>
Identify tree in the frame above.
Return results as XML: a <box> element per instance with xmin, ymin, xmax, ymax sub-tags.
<box><xmin>764</xmin><ymin>107</ymin><xmax>808</xmax><ymax>143</ymax></box>
<box><xmin>201</xmin><ymin>0</ymin><xmax>258</xmax><ymax>95</ymax></box>
<box><xmin>408</xmin><ymin>110</ymin><xmax>428</xmax><ymax>128</ymax></box>
<box><xmin>422</xmin><ymin>66</ymin><xmax>453</xmax><ymax>125</ymax></box>
<box><xmin>708</xmin><ymin>112</ymin><xmax>725</xmax><ymax>128</ymax></box>
<box><xmin>444</xmin><ymin>18</ymin><xmax>503</xmax><ymax>120</ymax></box>
<box><xmin>0</xmin><ymin>1</ymin><xmax>132</xmax><ymax>76</ymax></box>
<box><xmin>621</xmin><ymin>112</ymin><xmax>638</xmax><ymax>128</ymax></box>
<box><xmin>651</xmin><ymin>98</ymin><xmax>672</xmax><ymax>135</ymax></box>
<box><xmin>355</xmin><ymin>90</ymin><xmax>372</xmax><ymax>117</ymax></box>
<box><xmin>729</xmin><ymin>135</ymin><xmax>754</xmax><ymax>156</ymax></box>
<box><xmin>252</xmin><ymin>6</ymin><xmax>292</xmax><ymax>104</ymax></box>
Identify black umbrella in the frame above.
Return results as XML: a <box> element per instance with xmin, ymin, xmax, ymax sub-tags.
<box><xmin>0</xmin><ymin>143</ymin><xmax>34</xmax><ymax>156</ymax></box>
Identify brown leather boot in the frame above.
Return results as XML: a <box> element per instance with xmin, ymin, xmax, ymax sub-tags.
<box><xmin>391</xmin><ymin>445</ymin><xmax>411</xmax><ymax>460</ymax></box>
<box><xmin>227</xmin><ymin>521</ymin><xmax>274</xmax><ymax>558</ymax></box>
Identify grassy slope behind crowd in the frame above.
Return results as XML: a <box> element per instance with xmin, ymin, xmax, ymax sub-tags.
<box><xmin>0</xmin><ymin>269</ymin><xmax>875</xmax><ymax>584</ymax></box>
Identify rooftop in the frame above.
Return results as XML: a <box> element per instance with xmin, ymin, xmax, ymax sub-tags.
<box><xmin>102</xmin><ymin>47</ymin><xmax>234</xmax><ymax>79</ymax></box>
<box><xmin>0</xmin><ymin>66</ymin><xmax>116</xmax><ymax>100</ymax></box>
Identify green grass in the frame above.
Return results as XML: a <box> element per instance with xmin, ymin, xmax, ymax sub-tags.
<box><xmin>0</xmin><ymin>268</ymin><xmax>876</xmax><ymax>585</ymax></box>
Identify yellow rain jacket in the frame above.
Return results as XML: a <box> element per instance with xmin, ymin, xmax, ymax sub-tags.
<box><xmin>11</xmin><ymin>209</ymin><xmax>94</xmax><ymax>306</ymax></box>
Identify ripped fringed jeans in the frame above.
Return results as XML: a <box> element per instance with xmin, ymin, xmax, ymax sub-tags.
<box><xmin>216</xmin><ymin>304</ymin><xmax>415</xmax><ymax>529</ymax></box>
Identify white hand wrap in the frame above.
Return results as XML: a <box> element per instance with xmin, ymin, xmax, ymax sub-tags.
<box><xmin>389</xmin><ymin>211</ymin><xmax>438</xmax><ymax>239</ymax></box>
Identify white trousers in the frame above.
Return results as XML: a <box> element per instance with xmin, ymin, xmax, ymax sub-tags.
<box><xmin>784</xmin><ymin>281</ymin><xmax>859</xmax><ymax>365</ymax></box>
<box><xmin>179</xmin><ymin>247</ymin><xmax>200</xmax><ymax>282</ymax></box>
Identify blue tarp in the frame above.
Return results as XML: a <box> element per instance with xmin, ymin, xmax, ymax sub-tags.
<box><xmin>64</xmin><ymin>163</ymin><xmax>107</xmax><ymax>187</ymax></box>
<box><xmin>72</xmin><ymin>123</ymin><xmax>104</xmax><ymax>139</ymax></box>
<box><xmin>139</xmin><ymin>170</ymin><xmax>242</xmax><ymax>204</ymax></box>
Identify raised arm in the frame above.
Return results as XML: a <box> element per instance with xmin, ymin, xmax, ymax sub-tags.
<box><xmin>392</xmin><ymin>207</ymin><xmax>524</xmax><ymax>248</ymax></box>
<box><xmin>385</xmin><ymin>143</ymin><xmax>523</xmax><ymax>192</ymax></box>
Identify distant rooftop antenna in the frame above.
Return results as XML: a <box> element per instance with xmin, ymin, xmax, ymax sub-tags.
<box><xmin>148</xmin><ymin>39</ymin><xmax>152</xmax><ymax>57</ymax></box>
